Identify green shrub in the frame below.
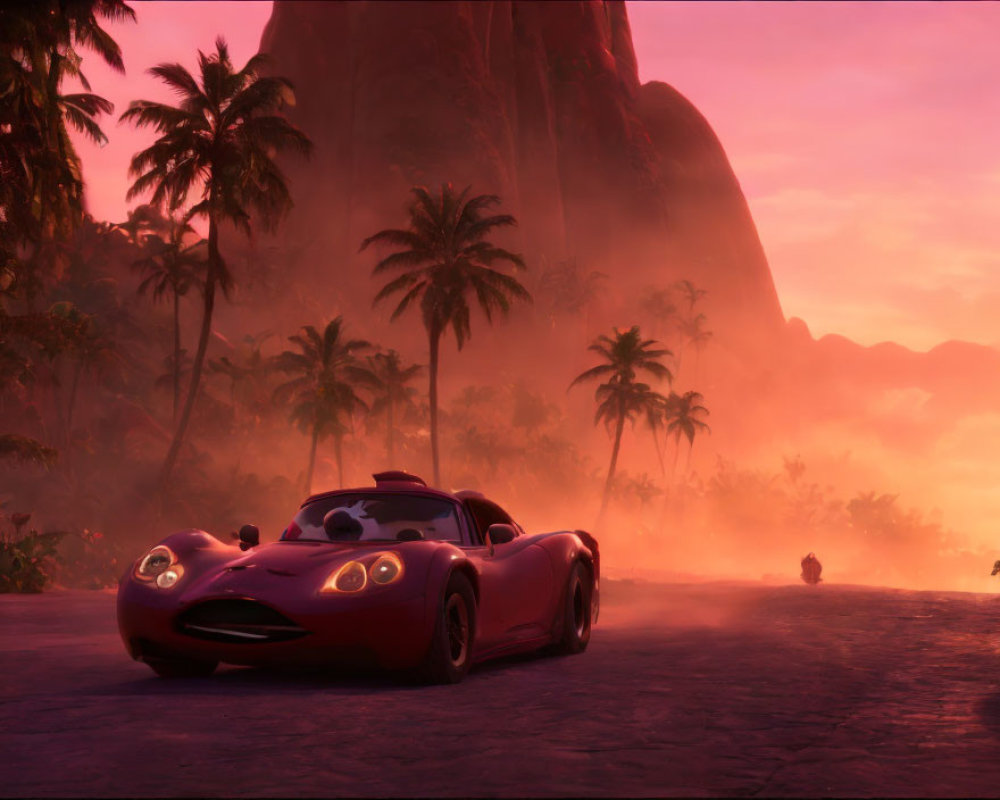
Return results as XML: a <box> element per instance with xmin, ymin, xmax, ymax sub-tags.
<box><xmin>0</xmin><ymin>513</ymin><xmax>66</xmax><ymax>593</ymax></box>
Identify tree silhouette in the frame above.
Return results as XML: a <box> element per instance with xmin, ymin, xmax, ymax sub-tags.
<box><xmin>272</xmin><ymin>318</ymin><xmax>372</xmax><ymax>492</ymax></box>
<box><xmin>664</xmin><ymin>389</ymin><xmax>711</xmax><ymax>479</ymax></box>
<box><xmin>0</xmin><ymin>1</ymin><xmax>135</xmax><ymax>304</ymax></box>
<box><xmin>570</xmin><ymin>325</ymin><xmax>672</xmax><ymax>516</ymax></box>
<box><xmin>131</xmin><ymin>214</ymin><xmax>205</xmax><ymax>420</ymax></box>
<box><xmin>365</xmin><ymin>350</ymin><xmax>423</xmax><ymax>468</ymax></box>
<box><xmin>208</xmin><ymin>331</ymin><xmax>275</xmax><ymax>429</ymax></box>
<box><xmin>360</xmin><ymin>183</ymin><xmax>530</xmax><ymax>486</ymax></box>
<box><xmin>121</xmin><ymin>37</ymin><xmax>311</xmax><ymax>491</ymax></box>
<box><xmin>673</xmin><ymin>279</ymin><xmax>707</xmax><ymax>315</ymax></box>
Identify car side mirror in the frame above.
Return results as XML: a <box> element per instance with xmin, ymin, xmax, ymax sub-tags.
<box><xmin>485</xmin><ymin>523</ymin><xmax>517</xmax><ymax>555</ymax></box>
<box><xmin>238</xmin><ymin>524</ymin><xmax>260</xmax><ymax>551</ymax></box>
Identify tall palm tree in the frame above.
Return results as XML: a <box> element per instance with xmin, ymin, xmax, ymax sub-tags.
<box><xmin>664</xmin><ymin>390</ymin><xmax>710</xmax><ymax>479</ymax></box>
<box><xmin>360</xmin><ymin>183</ymin><xmax>530</xmax><ymax>486</ymax></box>
<box><xmin>570</xmin><ymin>325</ymin><xmax>672</xmax><ymax>516</ymax></box>
<box><xmin>120</xmin><ymin>37</ymin><xmax>312</xmax><ymax>489</ymax></box>
<box><xmin>131</xmin><ymin>216</ymin><xmax>205</xmax><ymax>420</ymax></box>
<box><xmin>365</xmin><ymin>350</ymin><xmax>423</xmax><ymax>467</ymax></box>
<box><xmin>272</xmin><ymin>318</ymin><xmax>372</xmax><ymax>492</ymax></box>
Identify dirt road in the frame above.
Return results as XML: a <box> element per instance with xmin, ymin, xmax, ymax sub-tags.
<box><xmin>2</xmin><ymin>580</ymin><xmax>1000</xmax><ymax>797</ymax></box>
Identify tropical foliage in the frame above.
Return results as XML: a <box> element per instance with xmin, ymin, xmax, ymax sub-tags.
<box><xmin>120</xmin><ymin>37</ymin><xmax>311</xmax><ymax>490</ymax></box>
<box><xmin>131</xmin><ymin>210</ymin><xmax>205</xmax><ymax>419</ymax></box>
<box><xmin>272</xmin><ymin>318</ymin><xmax>372</xmax><ymax>492</ymax></box>
<box><xmin>570</xmin><ymin>325</ymin><xmax>672</xmax><ymax>514</ymax></box>
<box><xmin>364</xmin><ymin>350</ymin><xmax>423</xmax><ymax>467</ymax></box>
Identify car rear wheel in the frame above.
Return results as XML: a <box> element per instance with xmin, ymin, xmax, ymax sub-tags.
<box><xmin>553</xmin><ymin>561</ymin><xmax>592</xmax><ymax>655</ymax></box>
<box><xmin>420</xmin><ymin>572</ymin><xmax>476</xmax><ymax>684</ymax></box>
<box><xmin>146</xmin><ymin>656</ymin><xmax>218</xmax><ymax>678</ymax></box>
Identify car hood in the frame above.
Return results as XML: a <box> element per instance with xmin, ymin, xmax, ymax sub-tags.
<box><xmin>224</xmin><ymin>540</ymin><xmax>400</xmax><ymax>575</ymax></box>
<box><xmin>176</xmin><ymin>538</ymin><xmax>436</xmax><ymax>607</ymax></box>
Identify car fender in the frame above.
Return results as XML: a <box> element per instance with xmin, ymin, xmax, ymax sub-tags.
<box><xmin>533</xmin><ymin>530</ymin><xmax>600</xmax><ymax>625</ymax></box>
<box><xmin>422</xmin><ymin>543</ymin><xmax>479</xmax><ymax>629</ymax></box>
<box><xmin>120</xmin><ymin>528</ymin><xmax>234</xmax><ymax>585</ymax></box>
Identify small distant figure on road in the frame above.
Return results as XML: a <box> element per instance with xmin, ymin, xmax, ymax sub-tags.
<box><xmin>991</xmin><ymin>559</ymin><xmax>1000</xmax><ymax>576</ymax></box>
<box><xmin>801</xmin><ymin>552</ymin><xmax>823</xmax><ymax>585</ymax></box>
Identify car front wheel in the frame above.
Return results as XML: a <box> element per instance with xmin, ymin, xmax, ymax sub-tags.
<box><xmin>420</xmin><ymin>572</ymin><xmax>476</xmax><ymax>684</ymax></box>
<box><xmin>553</xmin><ymin>561</ymin><xmax>592</xmax><ymax>655</ymax></box>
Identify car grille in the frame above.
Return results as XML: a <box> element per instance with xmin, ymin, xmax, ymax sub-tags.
<box><xmin>176</xmin><ymin>599</ymin><xmax>308</xmax><ymax>644</ymax></box>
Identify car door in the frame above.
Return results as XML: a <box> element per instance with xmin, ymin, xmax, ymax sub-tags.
<box><xmin>468</xmin><ymin>537</ymin><xmax>554</xmax><ymax>655</ymax></box>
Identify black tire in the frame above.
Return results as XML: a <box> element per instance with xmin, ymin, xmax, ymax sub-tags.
<box><xmin>146</xmin><ymin>656</ymin><xmax>218</xmax><ymax>678</ymax></box>
<box><xmin>553</xmin><ymin>561</ymin><xmax>592</xmax><ymax>655</ymax></box>
<box><xmin>419</xmin><ymin>572</ymin><xmax>476</xmax><ymax>684</ymax></box>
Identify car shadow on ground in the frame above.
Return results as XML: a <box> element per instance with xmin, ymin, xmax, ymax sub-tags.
<box><xmin>86</xmin><ymin>648</ymin><xmax>560</xmax><ymax>696</ymax></box>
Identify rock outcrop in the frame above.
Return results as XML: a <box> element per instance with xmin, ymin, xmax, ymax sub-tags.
<box><xmin>253</xmin><ymin>0</ymin><xmax>785</xmax><ymax>353</ymax></box>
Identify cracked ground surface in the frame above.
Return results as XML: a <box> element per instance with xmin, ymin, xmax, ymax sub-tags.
<box><xmin>2</xmin><ymin>580</ymin><xmax>1000</xmax><ymax>797</ymax></box>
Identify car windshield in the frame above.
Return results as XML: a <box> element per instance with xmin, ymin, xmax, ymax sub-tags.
<box><xmin>282</xmin><ymin>493</ymin><xmax>463</xmax><ymax>543</ymax></box>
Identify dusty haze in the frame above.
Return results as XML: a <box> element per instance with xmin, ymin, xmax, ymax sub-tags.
<box><xmin>7</xmin><ymin>1</ymin><xmax>1000</xmax><ymax>596</ymax></box>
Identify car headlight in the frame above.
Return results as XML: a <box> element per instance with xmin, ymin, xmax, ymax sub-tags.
<box><xmin>135</xmin><ymin>545</ymin><xmax>183</xmax><ymax>588</ymax></box>
<box><xmin>370</xmin><ymin>553</ymin><xmax>404</xmax><ymax>585</ymax></box>
<box><xmin>322</xmin><ymin>560</ymin><xmax>367</xmax><ymax>593</ymax></box>
<box><xmin>156</xmin><ymin>567</ymin><xmax>183</xmax><ymax>588</ymax></box>
<box><xmin>320</xmin><ymin>553</ymin><xmax>404</xmax><ymax>594</ymax></box>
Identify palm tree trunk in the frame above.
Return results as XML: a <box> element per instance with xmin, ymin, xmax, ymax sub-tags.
<box><xmin>386</xmin><ymin>395</ymin><xmax>395</xmax><ymax>466</ymax></box>
<box><xmin>600</xmin><ymin>410</ymin><xmax>626</xmax><ymax>517</ymax></box>
<box><xmin>670</xmin><ymin>434</ymin><xmax>681</xmax><ymax>485</ymax></box>
<box><xmin>158</xmin><ymin>209</ymin><xmax>218</xmax><ymax>491</ymax></box>
<box><xmin>172</xmin><ymin>287</ymin><xmax>181</xmax><ymax>421</ymax></box>
<box><xmin>428</xmin><ymin>325</ymin><xmax>441</xmax><ymax>486</ymax></box>
<box><xmin>304</xmin><ymin>424</ymin><xmax>319</xmax><ymax>494</ymax></box>
<box><xmin>652</xmin><ymin>428</ymin><xmax>666</xmax><ymax>479</ymax></box>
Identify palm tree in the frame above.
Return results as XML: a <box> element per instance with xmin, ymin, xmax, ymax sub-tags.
<box><xmin>365</xmin><ymin>350</ymin><xmax>423</xmax><ymax>467</ymax></box>
<box><xmin>664</xmin><ymin>390</ymin><xmax>710</xmax><ymax>480</ymax></box>
<box><xmin>272</xmin><ymin>318</ymin><xmax>372</xmax><ymax>492</ymax></box>
<box><xmin>120</xmin><ymin>37</ymin><xmax>311</xmax><ymax>490</ymax></box>
<box><xmin>360</xmin><ymin>183</ymin><xmax>530</xmax><ymax>486</ymax></box>
<box><xmin>570</xmin><ymin>325</ymin><xmax>672</xmax><ymax>516</ymax></box>
<box><xmin>676</xmin><ymin>312</ymin><xmax>712</xmax><ymax>376</ymax></box>
<box><xmin>208</xmin><ymin>331</ymin><xmax>274</xmax><ymax>429</ymax></box>
<box><xmin>643</xmin><ymin>392</ymin><xmax>671</xmax><ymax>479</ymax></box>
<box><xmin>673</xmin><ymin>279</ymin><xmax>707</xmax><ymax>315</ymax></box>
<box><xmin>131</xmin><ymin>216</ymin><xmax>205</xmax><ymax>420</ymax></box>
<box><xmin>0</xmin><ymin>1</ymin><xmax>135</xmax><ymax>303</ymax></box>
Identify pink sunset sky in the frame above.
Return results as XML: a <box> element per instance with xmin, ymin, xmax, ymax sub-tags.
<box><xmin>70</xmin><ymin>1</ymin><xmax>1000</xmax><ymax>352</ymax></box>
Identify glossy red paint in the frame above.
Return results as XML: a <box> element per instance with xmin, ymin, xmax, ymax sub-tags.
<box><xmin>117</xmin><ymin>475</ymin><xmax>599</xmax><ymax>680</ymax></box>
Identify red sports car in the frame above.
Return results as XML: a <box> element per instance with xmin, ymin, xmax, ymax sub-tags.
<box><xmin>117</xmin><ymin>471</ymin><xmax>599</xmax><ymax>683</ymax></box>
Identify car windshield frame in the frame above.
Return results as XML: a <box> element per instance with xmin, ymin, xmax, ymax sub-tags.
<box><xmin>281</xmin><ymin>491</ymin><xmax>469</xmax><ymax>545</ymax></box>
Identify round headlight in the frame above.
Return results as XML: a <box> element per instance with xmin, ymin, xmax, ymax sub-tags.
<box><xmin>136</xmin><ymin>546</ymin><xmax>174</xmax><ymax>579</ymax></box>
<box><xmin>332</xmin><ymin>561</ymin><xmax>367</xmax><ymax>593</ymax></box>
<box><xmin>370</xmin><ymin>553</ymin><xmax>404</xmax><ymax>585</ymax></box>
<box><xmin>156</xmin><ymin>568</ymin><xmax>182</xmax><ymax>589</ymax></box>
